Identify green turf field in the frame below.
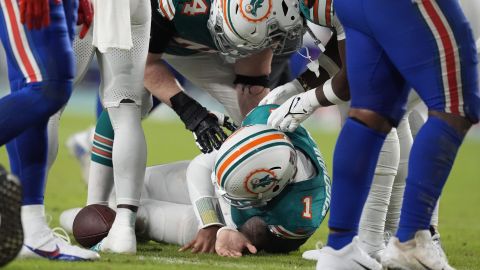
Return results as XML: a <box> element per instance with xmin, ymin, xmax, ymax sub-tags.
<box><xmin>1</xmin><ymin>114</ymin><xmax>479</xmax><ymax>270</ymax></box>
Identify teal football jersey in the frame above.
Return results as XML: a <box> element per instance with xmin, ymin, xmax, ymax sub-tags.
<box><xmin>152</xmin><ymin>0</ymin><xmax>217</xmax><ymax>55</ymax></box>
<box><xmin>230</xmin><ymin>105</ymin><xmax>331</xmax><ymax>239</ymax></box>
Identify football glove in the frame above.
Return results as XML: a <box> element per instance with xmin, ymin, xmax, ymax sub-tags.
<box><xmin>171</xmin><ymin>92</ymin><xmax>236</xmax><ymax>153</ymax></box>
<box><xmin>77</xmin><ymin>0</ymin><xmax>93</xmax><ymax>39</ymax></box>
<box><xmin>267</xmin><ymin>89</ymin><xmax>320</xmax><ymax>132</ymax></box>
<box><xmin>259</xmin><ymin>79</ymin><xmax>306</xmax><ymax>106</ymax></box>
<box><xmin>19</xmin><ymin>0</ymin><xmax>57</xmax><ymax>30</ymax></box>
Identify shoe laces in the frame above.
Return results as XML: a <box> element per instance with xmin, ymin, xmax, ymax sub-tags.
<box><xmin>46</xmin><ymin>213</ymin><xmax>72</xmax><ymax>244</ymax></box>
<box><xmin>314</xmin><ymin>241</ymin><xmax>324</xmax><ymax>250</ymax></box>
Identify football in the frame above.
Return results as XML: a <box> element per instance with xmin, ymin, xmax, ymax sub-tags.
<box><xmin>72</xmin><ymin>204</ymin><xmax>116</xmax><ymax>248</ymax></box>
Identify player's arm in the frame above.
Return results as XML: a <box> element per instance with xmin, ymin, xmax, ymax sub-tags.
<box><xmin>233</xmin><ymin>49</ymin><xmax>273</xmax><ymax>116</ymax></box>
<box><xmin>146</xmin><ymin>18</ymin><xmax>235</xmax><ymax>153</ymax></box>
<box><xmin>266</xmin><ymin>17</ymin><xmax>350</xmax><ymax>132</ymax></box>
<box><xmin>180</xmin><ymin>153</ymin><xmax>225</xmax><ymax>253</ymax></box>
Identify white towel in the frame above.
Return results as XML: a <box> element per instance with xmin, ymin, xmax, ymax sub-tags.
<box><xmin>92</xmin><ymin>0</ymin><xmax>133</xmax><ymax>53</ymax></box>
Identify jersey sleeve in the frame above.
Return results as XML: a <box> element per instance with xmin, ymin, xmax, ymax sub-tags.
<box><xmin>149</xmin><ymin>17</ymin><xmax>177</xmax><ymax>54</ymax></box>
<box><xmin>300</xmin><ymin>0</ymin><xmax>335</xmax><ymax>28</ymax></box>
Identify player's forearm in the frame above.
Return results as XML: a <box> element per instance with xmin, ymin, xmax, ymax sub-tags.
<box><xmin>144</xmin><ymin>53</ymin><xmax>182</xmax><ymax>107</ymax></box>
<box><xmin>299</xmin><ymin>40</ymin><xmax>350</xmax><ymax>107</ymax></box>
<box><xmin>186</xmin><ymin>153</ymin><xmax>217</xmax><ymax>201</ymax></box>
<box><xmin>234</xmin><ymin>49</ymin><xmax>273</xmax><ymax>76</ymax></box>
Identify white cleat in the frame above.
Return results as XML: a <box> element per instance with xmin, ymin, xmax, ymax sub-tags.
<box><xmin>381</xmin><ymin>230</ymin><xmax>454</xmax><ymax>270</ymax></box>
<box><xmin>59</xmin><ymin>208</ymin><xmax>82</xmax><ymax>234</ymax></box>
<box><xmin>432</xmin><ymin>232</ymin><xmax>448</xmax><ymax>263</ymax></box>
<box><xmin>18</xmin><ymin>229</ymin><xmax>99</xmax><ymax>261</ymax></box>
<box><xmin>66</xmin><ymin>127</ymin><xmax>94</xmax><ymax>184</ymax></box>
<box><xmin>315</xmin><ymin>237</ymin><xmax>382</xmax><ymax>270</ymax></box>
<box><xmin>302</xmin><ymin>241</ymin><xmax>323</xmax><ymax>260</ymax></box>
<box><xmin>92</xmin><ymin>225</ymin><xmax>136</xmax><ymax>254</ymax></box>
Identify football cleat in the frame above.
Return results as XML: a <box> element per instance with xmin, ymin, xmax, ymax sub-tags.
<box><xmin>0</xmin><ymin>165</ymin><xmax>23</xmax><ymax>267</ymax></box>
<box><xmin>381</xmin><ymin>230</ymin><xmax>454</xmax><ymax>270</ymax></box>
<box><xmin>66</xmin><ymin>127</ymin><xmax>94</xmax><ymax>184</ymax></box>
<box><xmin>315</xmin><ymin>237</ymin><xmax>382</xmax><ymax>270</ymax></box>
<box><xmin>92</xmin><ymin>224</ymin><xmax>136</xmax><ymax>254</ymax></box>
<box><xmin>432</xmin><ymin>232</ymin><xmax>448</xmax><ymax>262</ymax></box>
<box><xmin>19</xmin><ymin>228</ymin><xmax>99</xmax><ymax>261</ymax></box>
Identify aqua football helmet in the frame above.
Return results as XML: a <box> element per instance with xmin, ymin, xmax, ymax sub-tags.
<box><xmin>213</xmin><ymin>124</ymin><xmax>297</xmax><ymax>209</ymax></box>
<box><xmin>207</xmin><ymin>0</ymin><xmax>304</xmax><ymax>58</ymax></box>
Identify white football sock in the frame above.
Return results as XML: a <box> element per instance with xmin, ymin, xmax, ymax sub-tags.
<box><xmin>46</xmin><ymin>110</ymin><xmax>62</xmax><ymax>172</ymax></box>
<box><xmin>385</xmin><ymin>117</ymin><xmax>412</xmax><ymax>234</ymax></box>
<box><xmin>107</xmin><ymin>104</ymin><xmax>146</xmax><ymax>207</ymax></box>
<box><xmin>87</xmin><ymin>161</ymin><xmax>114</xmax><ymax>206</ymax></box>
<box><xmin>359</xmin><ymin>129</ymin><xmax>400</xmax><ymax>255</ymax></box>
<box><xmin>112</xmin><ymin>208</ymin><xmax>136</xmax><ymax>229</ymax></box>
<box><xmin>21</xmin><ymin>205</ymin><xmax>49</xmax><ymax>238</ymax></box>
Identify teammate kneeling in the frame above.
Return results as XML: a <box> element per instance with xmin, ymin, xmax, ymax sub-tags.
<box><xmin>61</xmin><ymin>105</ymin><xmax>330</xmax><ymax>256</ymax></box>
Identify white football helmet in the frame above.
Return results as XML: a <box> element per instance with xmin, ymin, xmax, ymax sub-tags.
<box><xmin>213</xmin><ymin>124</ymin><xmax>297</xmax><ymax>209</ymax></box>
<box><xmin>207</xmin><ymin>0</ymin><xmax>304</xmax><ymax>58</ymax></box>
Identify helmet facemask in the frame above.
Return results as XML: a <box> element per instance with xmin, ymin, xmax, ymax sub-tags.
<box><xmin>207</xmin><ymin>0</ymin><xmax>305</xmax><ymax>58</ymax></box>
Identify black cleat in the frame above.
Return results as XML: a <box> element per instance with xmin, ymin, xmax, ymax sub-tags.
<box><xmin>0</xmin><ymin>165</ymin><xmax>23</xmax><ymax>267</ymax></box>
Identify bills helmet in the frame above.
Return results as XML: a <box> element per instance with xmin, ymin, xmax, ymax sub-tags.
<box><xmin>213</xmin><ymin>124</ymin><xmax>297</xmax><ymax>209</ymax></box>
<box><xmin>207</xmin><ymin>0</ymin><xmax>304</xmax><ymax>57</ymax></box>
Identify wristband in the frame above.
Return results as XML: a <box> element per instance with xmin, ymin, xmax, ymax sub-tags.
<box><xmin>170</xmin><ymin>91</ymin><xmax>209</xmax><ymax>131</ymax></box>
<box><xmin>216</xmin><ymin>226</ymin><xmax>238</xmax><ymax>238</ymax></box>
<box><xmin>233</xmin><ymin>75</ymin><xmax>270</xmax><ymax>88</ymax></box>
<box><xmin>305</xmin><ymin>89</ymin><xmax>320</xmax><ymax>108</ymax></box>
<box><xmin>322</xmin><ymin>78</ymin><xmax>343</xmax><ymax>105</ymax></box>
<box><xmin>194</xmin><ymin>197</ymin><xmax>226</xmax><ymax>229</ymax></box>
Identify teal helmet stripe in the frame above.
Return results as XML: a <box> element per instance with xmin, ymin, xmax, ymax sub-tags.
<box><xmin>220</xmin><ymin>141</ymin><xmax>295</xmax><ymax>187</ymax></box>
<box><xmin>214</xmin><ymin>128</ymin><xmax>280</xmax><ymax>173</ymax></box>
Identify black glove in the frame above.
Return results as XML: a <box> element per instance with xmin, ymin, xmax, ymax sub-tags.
<box><xmin>170</xmin><ymin>92</ymin><xmax>236</xmax><ymax>153</ymax></box>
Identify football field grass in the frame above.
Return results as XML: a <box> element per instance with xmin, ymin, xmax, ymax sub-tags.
<box><xmin>1</xmin><ymin>113</ymin><xmax>479</xmax><ymax>270</ymax></box>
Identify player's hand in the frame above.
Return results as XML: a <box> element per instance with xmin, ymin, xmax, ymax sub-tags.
<box><xmin>179</xmin><ymin>226</ymin><xmax>219</xmax><ymax>254</ymax></box>
<box><xmin>77</xmin><ymin>0</ymin><xmax>93</xmax><ymax>39</ymax></box>
<box><xmin>19</xmin><ymin>0</ymin><xmax>57</xmax><ymax>30</ymax></box>
<box><xmin>193</xmin><ymin>112</ymin><xmax>236</xmax><ymax>154</ymax></box>
<box><xmin>215</xmin><ymin>229</ymin><xmax>257</xmax><ymax>257</ymax></box>
<box><xmin>259</xmin><ymin>79</ymin><xmax>305</xmax><ymax>105</ymax></box>
<box><xmin>267</xmin><ymin>89</ymin><xmax>320</xmax><ymax>132</ymax></box>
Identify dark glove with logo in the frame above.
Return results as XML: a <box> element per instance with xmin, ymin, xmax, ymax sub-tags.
<box><xmin>170</xmin><ymin>92</ymin><xmax>237</xmax><ymax>153</ymax></box>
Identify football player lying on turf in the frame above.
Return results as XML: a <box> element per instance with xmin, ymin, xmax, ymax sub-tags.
<box><xmin>60</xmin><ymin>105</ymin><xmax>331</xmax><ymax>256</ymax></box>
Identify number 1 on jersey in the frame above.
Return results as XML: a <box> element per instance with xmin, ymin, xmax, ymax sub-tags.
<box><xmin>302</xmin><ymin>196</ymin><xmax>312</xmax><ymax>219</ymax></box>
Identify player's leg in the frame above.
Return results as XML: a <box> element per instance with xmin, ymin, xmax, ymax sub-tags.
<box><xmin>315</xmin><ymin>1</ymin><xmax>411</xmax><ymax>268</ymax></box>
<box><xmin>358</xmin><ymin>129</ymin><xmax>400</xmax><ymax>258</ymax></box>
<box><xmin>0</xmin><ymin>0</ymin><xmax>99</xmax><ymax>261</ymax></box>
<box><xmin>94</xmin><ymin>0</ymin><xmax>151</xmax><ymax>254</ymax></box>
<box><xmin>142</xmin><ymin>162</ymin><xmax>192</xmax><ymax>204</ymax></box>
<box><xmin>136</xmin><ymin>200</ymin><xmax>198</xmax><ymax>246</ymax></box>
<box><xmin>86</xmin><ymin>110</ymin><xmax>114</xmax><ymax>206</ymax></box>
<box><xmin>357</xmin><ymin>0</ymin><xmax>479</xmax><ymax>269</ymax></box>
<box><xmin>0</xmin><ymin>0</ymin><xmax>73</xmax><ymax>145</ymax></box>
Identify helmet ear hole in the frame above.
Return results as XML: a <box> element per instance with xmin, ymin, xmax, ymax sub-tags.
<box><xmin>272</xmin><ymin>185</ymin><xmax>280</xmax><ymax>193</ymax></box>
